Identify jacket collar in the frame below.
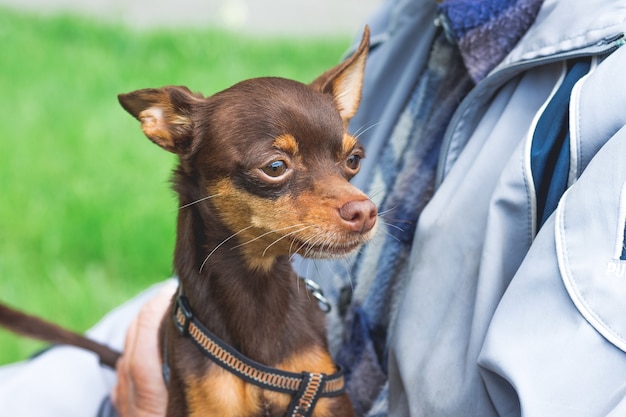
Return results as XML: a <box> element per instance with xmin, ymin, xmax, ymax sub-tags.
<box><xmin>494</xmin><ymin>0</ymin><xmax>626</xmax><ymax>75</ymax></box>
<box><xmin>435</xmin><ymin>0</ymin><xmax>626</xmax><ymax>83</ymax></box>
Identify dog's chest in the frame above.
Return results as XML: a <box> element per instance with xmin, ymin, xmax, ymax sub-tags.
<box><xmin>184</xmin><ymin>346</ymin><xmax>338</xmax><ymax>417</ymax></box>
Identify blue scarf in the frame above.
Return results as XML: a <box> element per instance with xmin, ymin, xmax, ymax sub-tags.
<box><xmin>438</xmin><ymin>0</ymin><xmax>544</xmax><ymax>81</ymax></box>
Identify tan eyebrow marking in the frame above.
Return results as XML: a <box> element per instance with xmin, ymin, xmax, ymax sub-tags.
<box><xmin>272</xmin><ymin>134</ymin><xmax>299</xmax><ymax>155</ymax></box>
<box><xmin>342</xmin><ymin>133</ymin><xmax>358</xmax><ymax>155</ymax></box>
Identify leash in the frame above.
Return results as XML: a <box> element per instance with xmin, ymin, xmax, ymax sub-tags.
<box><xmin>168</xmin><ymin>291</ymin><xmax>345</xmax><ymax>417</ymax></box>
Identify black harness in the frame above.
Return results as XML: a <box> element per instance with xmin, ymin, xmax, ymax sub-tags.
<box><xmin>163</xmin><ymin>287</ymin><xmax>343</xmax><ymax>417</ymax></box>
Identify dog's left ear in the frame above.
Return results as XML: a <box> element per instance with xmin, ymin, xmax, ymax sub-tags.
<box><xmin>310</xmin><ymin>26</ymin><xmax>370</xmax><ymax>126</ymax></box>
<box><xmin>118</xmin><ymin>86</ymin><xmax>202</xmax><ymax>154</ymax></box>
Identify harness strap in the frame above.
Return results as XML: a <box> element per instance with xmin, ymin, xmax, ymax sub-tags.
<box><xmin>285</xmin><ymin>372</ymin><xmax>326</xmax><ymax>417</ymax></box>
<box><xmin>173</xmin><ymin>293</ymin><xmax>345</xmax><ymax>413</ymax></box>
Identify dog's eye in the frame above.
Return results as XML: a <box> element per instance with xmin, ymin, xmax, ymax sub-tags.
<box><xmin>262</xmin><ymin>160</ymin><xmax>287</xmax><ymax>177</ymax></box>
<box><xmin>346</xmin><ymin>154</ymin><xmax>361</xmax><ymax>171</ymax></box>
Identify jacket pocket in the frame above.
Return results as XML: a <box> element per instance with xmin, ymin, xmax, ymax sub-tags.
<box><xmin>555</xmin><ymin>128</ymin><xmax>626</xmax><ymax>352</ymax></box>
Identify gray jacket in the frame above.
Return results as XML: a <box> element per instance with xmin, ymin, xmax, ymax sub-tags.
<box><xmin>346</xmin><ymin>0</ymin><xmax>626</xmax><ymax>416</ymax></box>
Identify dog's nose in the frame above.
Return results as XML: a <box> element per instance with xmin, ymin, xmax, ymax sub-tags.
<box><xmin>339</xmin><ymin>200</ymin><xmax>377</xmax><ymax>233</ymax></box>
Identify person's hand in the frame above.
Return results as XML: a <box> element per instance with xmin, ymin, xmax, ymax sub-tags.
<box><xmin>111</xmin><ymin>284</ymin><xmax>176</xmax><ymax>417</ymax></box>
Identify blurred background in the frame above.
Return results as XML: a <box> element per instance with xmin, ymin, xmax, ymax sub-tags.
<box><xmin>0</xmin><ymin>0</ymin><xmax>380</xmax><ymax>35</ymax></box>
<box><xmin>0</xmin><ymin>0</ymin><xmax>380</xmax><ymax>364</ymax></box>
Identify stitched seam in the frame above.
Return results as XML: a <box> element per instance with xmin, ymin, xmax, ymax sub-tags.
<box><xmin>556</xmin><ymin>191</ymin><xmax>626</xmax><ymax>350</ymax></box>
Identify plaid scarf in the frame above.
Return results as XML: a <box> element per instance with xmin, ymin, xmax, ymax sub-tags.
<box><xmin>337</xmin><ymin>32</ymin><xmax>473</xmax><ymax>416</ymax></box>
<box><xmin>438</xmin><ymin>0</ymin><xmax>544</xmax><ymax>81</ymax></box>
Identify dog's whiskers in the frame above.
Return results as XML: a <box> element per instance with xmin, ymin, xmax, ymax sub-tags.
<box><xmin>382</xmin><ymin>221</ymin><xmax>405</xmax><ymax>233</ymax></box>
<box><xmin>374</xmin><ymin>220</ymin><xmax>403</xmax><ymax>243</ymax></box>
<box><xmin>288</xmin><ymin>233</ymin><xmax>299</xmax><ymax>258</ymax></box>
<box><xmin>377</xmin><ymin>207</ymin><xmax>413</xmax><ymax>225</ymax></box>
<box><xmin>289</xmin><ymin>235</ymin><xmax>318</xmax><ymax>262</ymax></box>
<box><xmin>377</xmin><ymin>206</ymin><xmax>398</xmax><ymax>217</ymax></box>
<box><xmin>231</xmin><ymin>224</ymin><xmax>308</xmax><ymax>251</ymax></box>
<box><xmin>177</xmin><ymin>193</ymin><xmax>221</xmax><ymax>211</ymax></box>
<box><xmin>287</xmin><ymin>229</ymin><xmax>321</xmax><ymax>259</ymax></box>
<box><xmin>302</xmin><ymin>234</ymin><xmax>330</xmax><ymax>259</ymax></box>
<box><xmin>337</xmin><ymin>257</ymin><xmax>356</xmax><ymax>291</ymax></box>
<box><xmin>261</xmin><ymin>225</ymin><xmax>313</xmax><ymax>257</ymax></box>
<box><xmin>382</xmin><ymin>217</ymin><xmax>413</xmax><ymax>225</ymax></box>
<box><xmin>352</xmin><ymin>121</ymin><xmax>382</xmax><ymax>140</ymax></box>
<box><xmin>199</xmin><ymin>225</ymin><xmax>254</xmax><ymax>273</ymax></box>
<box><xmin>367</xmin><ymin>189</ymin><xmax>385</xmax><ymax>202</ymax></box>
<box><xmin>375</xmin><ymin>206</ymin><xmax>413</xmax><ymax>237</ymax></box>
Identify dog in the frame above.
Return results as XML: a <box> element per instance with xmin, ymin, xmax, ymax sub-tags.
<box><xmin>0</xmin><ymin>27</ymin><xmax>374</xmax><ymax>417</ymax></box>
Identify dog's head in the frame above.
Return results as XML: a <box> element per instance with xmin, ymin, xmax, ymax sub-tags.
<box><xmin>119</xmin><ymin>27</ymin><xmax>376</xmax><ymax>271</ymax></box>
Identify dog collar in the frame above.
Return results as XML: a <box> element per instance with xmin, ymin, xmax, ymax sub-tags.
<box><xmin>172</xmin><ymin>293</ymin><xmax>346</xmax><ymax>417</ymax></box>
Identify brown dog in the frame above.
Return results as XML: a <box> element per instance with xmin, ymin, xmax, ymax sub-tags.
<box><xmin>0</xmin><ymin>27</ymin><xmax>374</xmax><ymax>417</ymax></box>
<box><xmin>120</xmin><ymin>26</ymin><xmax>373</xmax><ymax>417</ymax></box>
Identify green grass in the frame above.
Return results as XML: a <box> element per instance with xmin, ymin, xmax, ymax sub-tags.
<box><xmin>0</xmin><ymin>8</ymin><xmax>349</xmax><ymax>365</ymax></box>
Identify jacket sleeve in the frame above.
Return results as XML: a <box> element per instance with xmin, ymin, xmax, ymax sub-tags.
<box><xmin>478</xmin><ymin>47</ymin><xmax>626</xmax><ymax>417</ymax></box>
<box><xmin>0</xmin><ymin>280</ymin><xmax>175</xmax><ymax>417</ymax></box>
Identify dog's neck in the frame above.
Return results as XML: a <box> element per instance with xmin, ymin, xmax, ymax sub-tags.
<box><xmin>172</xmin><ymin>179</ymin><xmax>326</xmax><ymax>365</ymax></box>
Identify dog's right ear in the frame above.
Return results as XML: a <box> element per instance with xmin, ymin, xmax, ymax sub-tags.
<box><xmin>118</xmin><ymin>86</ymin><xmax>201</xmax><ymax>154</ymax></box>
<box><xmin>310</xmin><ymin>26</ymin><xmax>370</xmax><ymax>127</ymax></box>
